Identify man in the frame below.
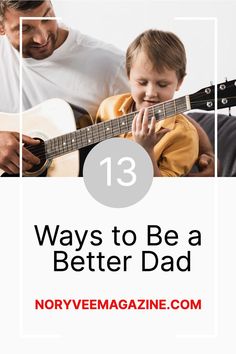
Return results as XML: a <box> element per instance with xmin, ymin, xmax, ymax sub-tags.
<box><xmin>0</xmin><ymin>0</ymin><xmax>214</xmax><ymax>176</ymax></box>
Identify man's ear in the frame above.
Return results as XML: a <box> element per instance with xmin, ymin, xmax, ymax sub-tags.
<box><xmin>0</xmin><ymin>22</ymin><xmax>5</xmax><ymax>35</ymax></box>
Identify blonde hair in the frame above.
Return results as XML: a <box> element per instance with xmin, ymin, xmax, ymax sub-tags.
<box><xmin>126</xmin><ymin>29</ymin><xmax>186</xmax><ymax>80</ymax></box>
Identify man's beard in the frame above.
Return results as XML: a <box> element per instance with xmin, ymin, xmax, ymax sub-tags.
<box><xmin>20</xmin><ymin>31</ymin><xmax>58</xmax><ymax>60</ymax></box>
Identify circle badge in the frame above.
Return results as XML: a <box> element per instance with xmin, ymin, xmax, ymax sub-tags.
<box><xmin>83</xmin><ymin>138</ymin><xmax>153</xmax><ymax>208</ymax></box>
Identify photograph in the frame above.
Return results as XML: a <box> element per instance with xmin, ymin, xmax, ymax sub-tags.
<box><xmin>1</xmin><ymin>0</ymin><xmax>235</xmax><ymax>177</ymax></box>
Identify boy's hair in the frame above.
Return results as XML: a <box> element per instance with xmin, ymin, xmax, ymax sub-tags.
<box><xmin>0</xmin><ymin>0</ymin><xmax>45</xmax><ymax>21</ymax></box>
<box><xmin>126</xmin><ymin>29</ymin><xmax>186</xmax><ymax>81</ymax></box>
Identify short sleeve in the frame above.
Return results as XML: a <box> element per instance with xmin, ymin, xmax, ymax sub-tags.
<box><xmin>156</xmin><ymin>118</ymin><xmax>199</xmax><ymax>176</ymax></box>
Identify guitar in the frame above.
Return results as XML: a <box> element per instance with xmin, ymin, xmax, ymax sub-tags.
<box><xmin>1</xmin><ymin>79</ymin><xmax>236</xmax><ymax>177</ymax></box>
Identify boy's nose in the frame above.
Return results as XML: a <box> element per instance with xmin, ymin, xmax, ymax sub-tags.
<box><xmin>146</xmin><ymin>84</ymin><xmax>158</xmax><ymax>98</ymax></box>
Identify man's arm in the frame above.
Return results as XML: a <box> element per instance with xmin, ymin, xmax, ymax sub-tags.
<box><xmin>186</xmin><ymin>117</ymin><xmax>215</xmax><ymax>177</ymax></box>
<box><xmin>0</xmin><ymin>132</ymin><xmax>40</xmax><ymax>175</ymax></box>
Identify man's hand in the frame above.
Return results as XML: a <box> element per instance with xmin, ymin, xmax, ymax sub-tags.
<box><xmin>186</xmin><ymin>116</ymin><xmax>216</xmax><ymax>177</ymax></box>
<box><xmin>188</xmin><ymin>153</ymin><xmax>215</xmax><ymax>177</ymax></box>
<box><xmin>0</xmin><ymin>131</ymin><xmax>40</xmax><ymax>175</ymax></box>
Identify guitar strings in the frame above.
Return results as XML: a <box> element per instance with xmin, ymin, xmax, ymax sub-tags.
<box><xmin>24</xmin><ymin>109</ymin><xmax>177</xmax><ymax>160</ymax></box>
<box><xmin>24</xmin><ymin>96</ymin><xmax>234</xmax><ymax>160</ymax></box>
<box><xmin>22</xmin><ymin>79</ymin><xmax>236</xmax><ymax>161</ymax></box>
<box><xmin>22</xmin><ymin>96</ymin><xmax>235</xmax><ymax>161</ymax></box>
<box><xmin>24</xmin><ymin>95</ymin><xmax>234</xmax><ymax>161</ymax></box>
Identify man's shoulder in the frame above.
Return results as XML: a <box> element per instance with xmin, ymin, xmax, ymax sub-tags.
<box><xmin>0</xmin><ymin>35</ymin><xmax>17</xmax><ymax>63</ymax></box>
<box><xmin>75</xmin><ymin>31</ymin><xmax>125</xmax><ymax>59</ymax></box>
<box><xmin>0</xmin><ymin>35</ymin><xmax>10</xmax><ymax>51</ymax></box>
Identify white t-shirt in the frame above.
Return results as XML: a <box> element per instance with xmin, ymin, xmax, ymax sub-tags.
<box><xmin>0</xmin><ymin>27</ymin><xmax>129</xmax><ymax>118</ymax></box>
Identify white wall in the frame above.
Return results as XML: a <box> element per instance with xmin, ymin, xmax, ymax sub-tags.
<box><xmin>53</xmin><ymin>0</ymin><xmax>236</xmax><ymax>115</ymax></box>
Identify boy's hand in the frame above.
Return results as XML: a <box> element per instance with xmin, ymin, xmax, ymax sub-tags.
<box><xmin>132</xmin><ymin>108</ymin><xmax>169</xmax><ymax>152</ymax></box>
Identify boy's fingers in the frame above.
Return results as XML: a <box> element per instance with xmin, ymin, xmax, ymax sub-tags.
<box><xmin>132</xmin><ymin>114</ymin><xmax>137</xmax><ymax>132</ymax></box>
<box><xmin>148</xmin><ymin>116</ymin><xmax>156</xmax><ymax>134</ymax></box>
<box><xmin>136</xmin><ymin>108</ymin><xmax>144</xmax><ymax>131</ymax></box>
<box><xmin>141</xmin><ymin>109</ymin><xmax>149</xmax><ymax>133</ymax></box>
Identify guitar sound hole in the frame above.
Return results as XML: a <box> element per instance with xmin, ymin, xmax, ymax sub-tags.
<box><xmin>79</xmin><ymin>143</ymin><xmax>97</xmax><ymax>177</ymax></box>
<box><xmin>25</xmin><ymin>138</ymin><xmax>47</xmax><ymax>175</ymax></box>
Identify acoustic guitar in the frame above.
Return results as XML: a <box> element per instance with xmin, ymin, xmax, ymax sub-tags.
<box><xmin>0</xmin><ymin>79</ymin><xmax>235</xmax><ymax>177</ymax></box>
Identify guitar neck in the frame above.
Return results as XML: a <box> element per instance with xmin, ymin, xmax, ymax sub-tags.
<box><xmin>45</xmin><ymin>95</ymin><xmax>191</xmax><ymax>160</ymax></box>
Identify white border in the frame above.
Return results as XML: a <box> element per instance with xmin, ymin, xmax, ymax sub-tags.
<box><xmin>19</xmin><ymin>16</ymin><xmax>61</xmax><ymax>339</ymax></box>
<box><xmin>175</xmin><ymin>17</ymin><xmax>218</xmax><ymax>338</ymax></box>
<box><xmin>18</xmin><ymin>14</ymin><xmax>218</xmax><ymax>340</ymax></box>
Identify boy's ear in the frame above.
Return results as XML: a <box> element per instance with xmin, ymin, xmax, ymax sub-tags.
<box><xmin>176</xmin><ymin>78</ymin><xmax>184</xmax><ymax>91</ymax></box>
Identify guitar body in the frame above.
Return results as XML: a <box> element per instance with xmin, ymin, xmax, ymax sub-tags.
<box><xmin>0</xmin><ymin>99</ymin><xmax>86</xmax><ymax>177</ymax></box>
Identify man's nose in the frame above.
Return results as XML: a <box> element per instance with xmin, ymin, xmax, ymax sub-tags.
<box><xmin>32</xmin><ymin>28</ymin><xmax>48</xmax><ymax>45</ymax></box>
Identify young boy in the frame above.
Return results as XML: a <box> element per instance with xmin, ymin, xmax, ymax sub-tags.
<box><xmin>96</xmin><ymin>29</ymin><xmax>199</xmax><ymax>176</ymax></box>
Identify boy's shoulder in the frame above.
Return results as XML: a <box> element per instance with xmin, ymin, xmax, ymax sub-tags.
<box><xmin>167</xmin><ymin>113</ymin><xmax>199</xmax><ymax>145</ymax></box>
<box><xmin>100</xmin><ymin>92</ymin><xmax>132</xmax><ymax>107</ymax></box>
<box><xmin>97</xmin><ymin>93</ymin><xmax>132</xmax><ymax>120</ymax></box>
<box><xmin>175</xmin><ymin>113</ymin><xmax>199</xmax><ymax>132</ymax></box>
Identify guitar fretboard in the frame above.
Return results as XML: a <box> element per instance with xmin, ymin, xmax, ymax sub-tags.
<box><xmin>45</xmin><ymin>95</ymin><xmax>190</xmax><ymax>160</ymax></box>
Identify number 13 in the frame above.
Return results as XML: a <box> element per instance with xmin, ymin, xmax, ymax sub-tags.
<box><xmin>100</xmin><ymin>157</ymin><xmax>136</xmax><ymax>187</ymax></box>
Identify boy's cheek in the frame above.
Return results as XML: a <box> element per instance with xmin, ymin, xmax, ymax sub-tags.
<box><xmin>130</xmin><ymin>86</ymin><xmax>142</xmax><ymax>99</ymax></box>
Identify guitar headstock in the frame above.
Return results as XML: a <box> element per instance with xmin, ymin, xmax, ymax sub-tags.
<box><xmin>189</xmin><ymin>79</ymin><xmax>236</xmax><ymax>111</ymax></box>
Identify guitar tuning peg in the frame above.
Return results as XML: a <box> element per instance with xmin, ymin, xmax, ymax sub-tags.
<box><xmin>210</xmin><ymin>81</ymin><xmax>214</xmax><ymax>86</ymax></box>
